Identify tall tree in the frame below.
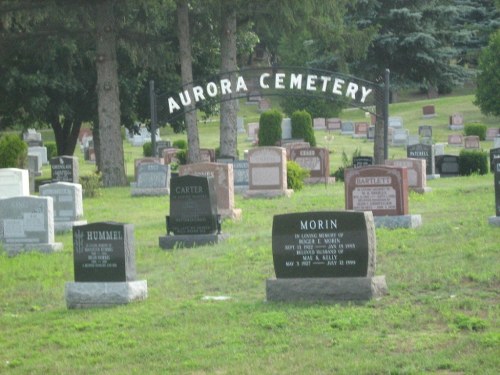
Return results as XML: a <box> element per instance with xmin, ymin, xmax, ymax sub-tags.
<box><xmin>94</xmin><ymin>0</ymin><xmax>127</xmax><ymax>186</ymax></box>
<box><xmin>474</xmin><ymin>30</ymin><xmax>500</xmax><ymax>117</ymax></box>
<box><xmin>219</xmin><ymin>1</ymin><xmax>238</xmax><ymax>159</ymax></box>
<box><xmin>176</xmin><ymin>0</ymin><xmax>201</xmax><ymax>163</ymax></box>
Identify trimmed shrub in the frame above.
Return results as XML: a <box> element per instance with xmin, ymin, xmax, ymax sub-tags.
<box><xmin>291</xmin><ymin>110</ymin><xmax>316</xmax><ymax>146</ymax></box>
<box><xmin>258</xmin><ymin>110</ymin><xmax>282</xmax><ymax>146</ymax></box>
<box><xmin>80</xmin><ymin>172</ymin><xmax>102</xmax><ymax>198</ymax></box>
<box><xmin>143</xmin><ymin>142</ymin><xmax>153</xmax><ymax>157</ymax></box>
<box><xmin>45</xmin><ymin>142</ymin><xmax>57</xmax><ymax>159</ymax></box>
<box><xmin>176</xmin><ymin>149</ymin><xmax>187</xmax><ymax>166</ymax></box>
<box><xmin>287</xmin><ymin>161</ymin><xmax>309</xmax><ymax>191</ymax></box>
<box><xmin>459</xmin><ymin>149</ymin><xmax>488</xmax><ymax>176</ymax></box>
<box><xmin>173</xmin><ymin>139</ymin><xmax>188</xmax><ymax>149</ymax></box>
<box><xmin>333</xmin><ymin>148</ymin><xmax>362</xmax><ymax>182</ymax></box>
<box><xmin>0</xmin><ymin>134</ymin><xmax>27</xmax><ymax>168</ymax></box>
<box><xmin>464</xmin><ymin>123</ymin><xmax>487</xmax><ymax>141</ymax></box>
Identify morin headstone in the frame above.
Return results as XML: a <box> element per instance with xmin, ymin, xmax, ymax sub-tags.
<box><xmin>0</xmin><ymin>196</ymin><xmax>63</xmax><ymax>255</ymax></box>
<box><xmin>266</xmin><ymin>211</ymin><xmax>388</xmax><ymax>301</ymax></box>
<box><xmin>65</xmin><ymin>222</ymin><xmax>147</xmax><ymax>308</ymax></box>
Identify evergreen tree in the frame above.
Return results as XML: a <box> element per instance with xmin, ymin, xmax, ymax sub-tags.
<box><xmin>474</xmin><ymin>30</ymin><xmax>500</xmax><ymax>117</ymax></box>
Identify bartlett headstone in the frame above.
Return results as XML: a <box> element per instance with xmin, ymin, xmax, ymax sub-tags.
<box><xmin>344</xmin><ymin>166</ymin><xmax>422</xmax><ymax>228</ymax></box>
<box><xmin>39</xmin><ymin>182</ymin><xmax>87</xmax><ymax>233</ymax></box>
<box><xmin>244</xmin><ymin>147</ymin><xmax>292</xmax><ymax>198</ymax></box>
<box><xmin>290</xmin><ymin>147</ymin><xmax>332</xmax><ymax>184</ymax></box>
<box><xmin>0</xmin><ymin>196</ymin><xmax>63</xmax><ymax>255</ymax></box>
<box><xmin>0</xmin><ymin>168</ymin><xmax>30</xmax><ymax>198</ymax></box>
<box><xmin>159</xmin><ymin>175</ymin><xmax>225</xmax><ymax>248</ymax></box>
<box><xmin>266</xmin><ymin>211</ymin><xmax>388</xmax><ymax>301</ymax></box>
<box><xmin>131</xmin><ymin>163</ymin><xmax>170</xmax><ymax>196</ymax></box>
<box><xmin>50</xmin><ymin>156</ymin><xmax>79</xmax><ymax>183</ymax></box>
<box><xmin>179</xmin><ymin>162</ymin><xmax>241</xmax><ymax>220</ymax></box>
<box><xmin>435</xmin><ymin>155</ymin><xmax>460</xmax><ymax>177</ymax></box>
<box><xmin>65</xmin><ymin>222</ymin><xmax>147</xmax><ymax>308</ymax></box>
<box><xmin>407</xmin><ymin>143</ymin><xmax>439</xmax><ymax>178</ymax></box>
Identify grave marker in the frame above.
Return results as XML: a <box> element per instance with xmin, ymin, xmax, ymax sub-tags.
<box><xmin>0</xmin><ymin>168</ymin><xmax>30</xmax><ymax>198</ymax></box>
<box><xmin>353</xmin><ymin>122</ymin><xmax>369</xmax><ymax>138</ymax></box>
<box><xmin>489</xmin><ymin>160</ymin><xmax>500</xmax><ymax>226</ymax></box>
<box><xmin>352</xmin><ymin>156</ymin><xmax>373</xmax><ymax>168</ymax></box>
<box><xmin>407</xmin><ymin>143</ymin><xmax>439</xmax><ymax>178</ymax></box>
<box><xmin>131</xmin><ymin>163</ymin><xmax>170</xmax><ymax>196</ymax></box>
<box><xmin>489</xmin><ymin>148</ymin><xmax>500</xmax><ymax>173</ymax></box>
<box><xmin>326</xmin><ymin>118</ymin><xmax>341</xmax><ymax>131</ymax></box>
<box><xmin>486</xmin><ymin>128</ymin><xmax>500</xmax><ymax>141</ymax></box>
<box><xmin>290</xmin><ymin>147</ymin><xmax>332</xmax><ymax>184</ymax></box>
<box><xmin>448</xmin><ymin>134</ymin><xmax>463</xmax><ymax>147</ymax></box>
<box><xmin>464</xmin><ymin>135</ymin><xmax>480</xmax><ymax>149</ymax></box>
<box><xmin>65</xmin><ymin>222</ymin><xmax>147</xmax><ymax>308</ymax></box>
<box><xmin>435</xmin><ymin>155</ymin><xmax>460</xmax><ymax>177</ymax></box>
<box><xmin>244</xmin><ymin>147</ymin><xmax>292</xmax><ymax>198</ymax></box>
<box><xmin>159</xmin><ymin>175</ymin><xmax>226</xmax><ymax>248</ymax></box>
<box><xmin>388</xmin><ymin>116</ymin><xmax>403</xmax><ymax>129</ymax></box>
<box><xmin>179</xmin><ymin>162</ymin><xmax>241</xmax><ymax>219</ymax></box>
<box><xmin>0</xmin><ymin>196</ymin><xmax>63</xmax><ymax>255</ymax></box>
<box><xmin>385</xmin><ymin>158</ymin><xmax>430</xmax><ymax>193</ymax></box>
<box><xmin>50</xmin><ymin>156</ymin><xmax>79</xmax><ymax>183</ymax></box>
<box><xmin>39</xmin><ymin>182</ymin><xmax>87</xmax><ymax>232</ymax></box>
<box><xmin>313</xmin><ymin>118</ymin><xmax>326</xmax><ymax>130</ymax></box>
<box><xmin>422</xmin><ymin>105</ymin><xmax>436</xmax><ymax>118</ymax></box>
<box><xmin>340</xmin><ymin>121</ymin><xmax>354</xmax><ymax>135</ymax></box>
<box><xmin>266</xmin><ymin>211</ymin><xmax>388</xmax><ymax>301</ymax></box>
<box><xmin>449</xmin><ymin>113</ymin><xmax>464</xmax><ymax>130</ymax></box>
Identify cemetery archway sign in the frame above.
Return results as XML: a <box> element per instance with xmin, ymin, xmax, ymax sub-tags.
<box><xmin>150</xmin><ymin>66</ymin><xmax>390</xmax><ymax>163</ymax></box>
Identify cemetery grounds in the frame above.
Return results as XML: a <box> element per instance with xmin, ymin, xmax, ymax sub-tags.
<box><xmin>0</xmin><ymin>94</ymin><xmax>499</xmax><ymax>374</ymax></box>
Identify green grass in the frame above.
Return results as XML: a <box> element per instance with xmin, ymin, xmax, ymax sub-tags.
<box><xmin>1</xmin><ymin>94</ymin><xmax>499</xmax><ymax>374</ymax></box>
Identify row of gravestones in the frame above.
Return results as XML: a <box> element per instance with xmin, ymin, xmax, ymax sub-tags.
<box><xmin>4</xmin><ymin>160</ymin><xmax>500</xmax><ymax>308</ymax></box>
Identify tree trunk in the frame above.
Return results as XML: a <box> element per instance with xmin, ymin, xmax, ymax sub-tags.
<box><xmin>219</xmin><ymin>3</ymin><xmax>238</xmax><ymax>159</ymax></box>
<box><xmin>51</xmin><ymin>117</ymin><xmax>81</xmax><ymax>156</ymax></box>
<box><xmin>177</xmin><ymin>0</ymin><xmax>200</xmax><ymax>164</ymax></box>
<box><xmin>95</xmin><ymin>0</ymin><xmax>127</xmax><ymax>186</ymax></box>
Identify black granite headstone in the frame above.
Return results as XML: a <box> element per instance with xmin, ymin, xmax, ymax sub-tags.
<box><xmin>407</xmin><ymin>143</ymin><xmax>435</xmax><ymax>175</ymax></box>
<box><xmin>489</xmin><ymin>148</ymin><xmax>500</xmax><ymax>173</ymax></box>
<box><xmin>352</xmin><ymin>156</ymin><xmax>373</xmax><ymax>168</ymax></box>
<box><xmin>495</xmin><ymin>160</ymin><xmax>500</xmax><ymax>216</ymax></box>
<box><xmin>167</xmin><ymin>175</ymin><xmax>219</xmax><ymax>235</ymax></box>
<box><xmin>50</xmin><ymin>156</ymin><xmax>79</xmax><ymax>183</ymax></box>
<box><xmin>73</xmin><ymin>222</ymin><xmax>136</xmax><ymax>282</ymax></box>
<box><xmin>272</xmin><ymin>211</ymin><xmax>375</xmax><ymax>278</ymax></box>
<box><xmin>435</xmin><ymin>155</ymin><xmax>460</xmax><ymax>177</ymax></box>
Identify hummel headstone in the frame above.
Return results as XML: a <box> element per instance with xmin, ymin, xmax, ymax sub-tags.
<box><xmin>65</xmin><ymin>222</ymin><xmax>147</xmax><ymax>308</ymax></box>
<box><xmin>266</xmin><ymin>211</ymin><xmax>388</xmax><ymax>301</ymax></box>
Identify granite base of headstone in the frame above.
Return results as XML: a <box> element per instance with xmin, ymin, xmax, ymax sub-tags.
<box><xmin>0</xmin><ymin>196</ymin><xmax>63</xmax><ymax>256</ymax></box>
<box><xmin>374</xmin><ymin>215</ymin><xmax>423</xmax><ymax>229</ymax></box>
<box><xmin>65</xmin><ymin>222</ymin><xmax>147</xmax><ymax>309</ymax></box>
<box><xmin>159</xmin><ymin>175</ymin><xmax>227</xmax><ymax>249</ymax></box>
<box><xmin>266</xmin><ymin>211</ymin><xmax>388</xmax><ymax>302</ymax></box>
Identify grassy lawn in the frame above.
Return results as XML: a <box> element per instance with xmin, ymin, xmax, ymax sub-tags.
<box><xmin>0</xmin><ymin>94</ymin><xmax>499</xmax><ymax>374</ymax></box>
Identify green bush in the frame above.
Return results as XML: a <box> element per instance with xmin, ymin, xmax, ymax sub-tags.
<box><xmin>80</xmin><ymin>172</ymin><xmax>102</xmax><ymax>198</ymax></box>
<box><xmin>459</xmin><ymin>149</ymin><xmax>488</xmax><ymax>176</ymax></box>
<box><xmin>258</xmin><ymin>110</ymin><xmax>282</xmax><ymax>146</ymax></box>
<box><xmin>287</xmin><ymin>161</ymin><xmax>309</xmax><ymax>191</ymax></box>
<box><xmin>143</xmin><ymin>142</ymin><xmax>153</xmax><ymax>157</ymax></box>
<box><xmin>176</xmin><ymin>149</ymin><xmax>187</xmax><ymax>166</ymax></box>
<box><xmin>333</xmin><ymin>148</ymin><xmax>362</xmax><ymax>181</ymax></box>
<box><xmin>291</xmin><ymin>110</ymin><xmax>316</xmax><ymax>146</ymax></box>
<box><xmin>173</xmin><ymin>139</ymin><xmax>188</xmax><ymax>149</ymax></box>
<box><xmin>464</xmin><ymin>123</ymin><xmax>487</xmax><ymax>141</ymax></box>
<box><xmin>45</xmin><ymin>142</ymin><xmax>57</xmax><ymax>159</ymax></box>
<box><xmin>0</xmin><ymin>134</ymin><xmax>27</xmax><ymax>168</ymax></box>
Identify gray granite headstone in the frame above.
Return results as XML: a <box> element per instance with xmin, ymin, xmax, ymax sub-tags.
<box><xmin>435</xmin><ymin>155</ymin><xmax>460</xmax><ymax>177</ymax></box>
<box><xmin>0</xmin><ymin>195</ymin><xmax>63</xmax><ymax>255</ymax></box>
<box><xmin>39</xmin><ymin>182</ymin><xmax>87</xmax><ymax>232</ymax></box>
<box><xmin>340</xmin><ymin>121</ymin><xmax>354</xmax><ymax>135</ymax></box>
<box><xmin>0</xmin><ymin>168</ymin><xmax>30</xmax><ymax>198</ymax></box>
<box><xmin>131</xmin><ymin>163</ymin><xmax>170</xmax><ymax>196</ymax></box>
